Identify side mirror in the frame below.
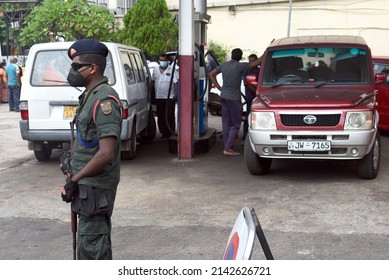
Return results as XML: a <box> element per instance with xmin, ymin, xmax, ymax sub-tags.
<box><xmin>245</xmin><ymin>74</ymin><xmax>258</xmax><ymax>87</ymax></box>
<box><xmin>375</xmin><ymin>72</ymin><xmax>387</xmax><ymax>85</ymax></box>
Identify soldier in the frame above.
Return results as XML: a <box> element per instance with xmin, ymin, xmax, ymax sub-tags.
<box><xmin>60</xmin><ymin>39</ymin><xmax>122</xmax><ymax>259</ymax></box>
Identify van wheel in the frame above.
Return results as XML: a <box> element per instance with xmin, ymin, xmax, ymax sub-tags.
<box><xmin>140</xmin><ymin>109</ymin><xmax>156</xmax><ymax>143</ymax></box>
<box><xmin>358</xmin><ymin>133</ymin><xmax>380</xmax><ymax>179</ymax></box>
<box><xmin>34</xmin><ymin>143</ymin><xmax>52</xmax><ymax>161</ymax></box>
<box><xmin>244</xmin><ymin>136</ymin><xmax>272</xmax><ymax>175</ymax></box>
<box><xmin>121</xmin><ymin>123</ymin><xmax>137</xmax><ymax>160</ymax></box>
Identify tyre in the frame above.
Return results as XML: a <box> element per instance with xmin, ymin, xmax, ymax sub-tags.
<box><xmin>121</xmin><ymin>122</ymin><xmax>137</xmax><ymax>160</ymax></box>
<box><xmin>357</xmin><ymin>132</ymin><xmax>380</xmax><ymax>179</ymax></box>
<box><xmin>244</xmin><ymin>136</ymin><xmax>272</xmax><ymax>175</ymax></box>
<box><xmin>34</xmin><ymin>143</ymin><xmax>52</xmax><ymax>161</ymax></box>
<box><xmin>208</xmin><ymin>101</ymin><xmax>222</xmax><ymax>116</ymax></box>
<box><xmin>208</xmin><ymin>92</ymin><xmax>222</xmax><ymax>116</ymax></box>
<box><xmin>140</xmin><ymin>109</ymin><xmax>156</xmax><ymax>143</ymax></box>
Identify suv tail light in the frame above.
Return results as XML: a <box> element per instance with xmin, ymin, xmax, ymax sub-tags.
<box><xmin>19</xmin><ymin>101</ymin><xmax>29</xmax><ymax>120</ymax></box>
<box><xmin>121</xmin><ymin>100</ymin><xmax>129</xmax><ymax>119</ymax></box>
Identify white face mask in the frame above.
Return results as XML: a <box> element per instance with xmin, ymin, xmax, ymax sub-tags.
<box><xmin>159</xmin><ymin>61</ymin><xmax>168</xmax><ymax>68</ymax></box>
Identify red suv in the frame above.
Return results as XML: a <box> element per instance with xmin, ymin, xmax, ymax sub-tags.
<box><xmin>373</xmin><ymin>57</ymin><xmax>389</xmax><ymax>130</ymax></box>
<box><xmin>245</xmin><ymin>35</ymin><xmax>380</xmax><ymax>179</ymax></box>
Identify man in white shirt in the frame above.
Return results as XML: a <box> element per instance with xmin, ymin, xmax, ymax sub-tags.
<box><xmin>151</xmin><ymin>53</ymin><xmax>179</xmax><ymax>139</ymax></box>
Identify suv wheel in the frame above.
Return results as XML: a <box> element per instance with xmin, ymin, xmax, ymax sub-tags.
<box><xmin>244</xmin><ymin>136</ymin><xmax>272</xmax><ymax>175</ymax></box>
<box><xmin>121</xmin><ymin>122</ymin><xmax>137</xmax><ymax>160</ymax></box>
<box><xmin>34</xmin><ymin>143</ymin><xmax>52</xmax><ymax>161</ymax></box>
<box><xmin>357</xmin><ymin>132</ymin><xmax>380</xmax><ymax>179</ymax></box>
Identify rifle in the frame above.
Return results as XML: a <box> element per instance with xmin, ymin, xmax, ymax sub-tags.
<box><xmin>60</xmin><ymin>121</ymin><xmax>77</xmax><ymax>260</ymax></box>
<box><xmin>69</xmin><ymin>121</ymin><xmax>77</xmax><ymax>260</ymax></box>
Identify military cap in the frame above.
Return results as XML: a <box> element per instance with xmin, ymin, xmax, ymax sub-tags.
<box><xmin>68</xmin><ymin>39</ymin><xmax>108</xmax><ymax>59</ymax></box>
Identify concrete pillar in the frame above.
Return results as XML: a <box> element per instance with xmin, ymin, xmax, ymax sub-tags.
<box><xmin>178</xmin><ymin>0</ymin><xmax>195</xmax><ymax>159</ymax></box>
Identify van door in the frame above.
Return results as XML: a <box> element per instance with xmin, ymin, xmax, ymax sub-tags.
<box><xmin>130</xmin><ymin>51</ymin><xmax>149</xmax><ymax>132</ymax></box>
<box><xmin>119</xmin><ymin>49</ymin><xmax>138</xmax><ymax>113</ymax></box>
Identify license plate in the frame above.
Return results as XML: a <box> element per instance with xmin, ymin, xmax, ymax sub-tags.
<box><xmin>63</xmin><ymin>106</ymin><xmax>77</xmax><ymax>119</ymax></box>
<box><xmin>288</xmin><ymin>140</ymin><xmax>331</xmax><ymax>151</ymax></box>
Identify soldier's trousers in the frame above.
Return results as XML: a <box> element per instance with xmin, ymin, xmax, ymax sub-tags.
<box><xmin>77</xmin><ymin>214</ymin><xmax>112</xmax><ymax>260</ymax></box>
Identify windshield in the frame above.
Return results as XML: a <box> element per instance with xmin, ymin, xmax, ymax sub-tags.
<box><xmin>262</xmin><ymin>46</ymin><xmax>370</xmax><ymax>87</ymax></box>
<box><xmin>31</xmin><ymin>50</ymin><xmax>115</xmax><ymax>86</ymax></box>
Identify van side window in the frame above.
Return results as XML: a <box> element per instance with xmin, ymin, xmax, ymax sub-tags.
<box><xmin>121</xmin><ymin>51</ymin><xmax>136</xmax><ymax>84</ymax></box>
<box><xmin>132</xmin><ymin>53</ymin><xmax>145</xmax><ymax>82</ymax></box>
<box><xmin>104</xmin><ymin>53</ymin><xmax>116</xmax><ymax>85</ymax></box>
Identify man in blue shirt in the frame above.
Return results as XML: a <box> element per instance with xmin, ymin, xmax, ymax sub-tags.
<box><xmin>5</xmin><ymin>57</ymin><xmax>21</xmax><ymax>112</ymax></box>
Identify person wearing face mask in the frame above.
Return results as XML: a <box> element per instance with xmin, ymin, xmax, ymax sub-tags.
<box><xmin>60</xmin><ymin>38</ymin><xmax>122</xmax><ymax>259</ymax></box>
<box><xmin>151</xmin><ymin>53</ymin><xmax>178</xmax><ymax>139</ymax></box>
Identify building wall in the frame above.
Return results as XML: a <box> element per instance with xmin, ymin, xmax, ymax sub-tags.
<box><xmin>166</xmin><ymin>0</ymin><xmax>389</xmax><ymax>57</ymax></box>
<box><xmin>88</xmin><ymin>0</ymin><xmax>136</xmax><ymax>15</ymax></box>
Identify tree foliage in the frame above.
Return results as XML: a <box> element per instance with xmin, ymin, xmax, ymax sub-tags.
<box><xmin>1</xmin><ymin>3</ymin><xmax>35</xmax><ymax>55</ymax></box>
<box><xmin>19</xmin><ymin>0</ymin><xmax>116</xmax><ymax>47</ymax></box>
<box><xmin>0</xmin><ymin>15</ymin><xmax>6</xmax><ymax>53</ymax></box>
<box><xmin>114</xmin><ymin>0</ymin><xmax>178</xmax><ymax>58</ymax></box>
<box><xmin>208</xmin><ymin>41</ymin><xmax>229</xmax><ymax>64</ymax></box>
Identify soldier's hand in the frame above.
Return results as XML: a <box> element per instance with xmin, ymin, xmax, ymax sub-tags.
<box><xmin>61</xmin><ymin>177</ymin><xmax>78</xmax><ymax>203</ymax></box>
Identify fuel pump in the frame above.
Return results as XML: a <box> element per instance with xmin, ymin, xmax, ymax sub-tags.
<box><xmin>170</xmin><ymin>0</ymin><xmax>217</xmax><ymax>156</ymax></box>
<box><xmin>193</xmin><ymin>4</ymin><xmax>210</xmax><ymax>138</ymax></box>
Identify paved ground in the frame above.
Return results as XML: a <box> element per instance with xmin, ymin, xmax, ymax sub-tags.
<box><xmin>0</xmin><ymin>103</ymin><xmax>389</xmax><ymax>260</ymax></box>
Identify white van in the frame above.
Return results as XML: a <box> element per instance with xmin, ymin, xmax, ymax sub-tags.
<box><xmin>19</xmin><ymin>41</ymin><xmax>156</xmax><ymax>161</ymax></box>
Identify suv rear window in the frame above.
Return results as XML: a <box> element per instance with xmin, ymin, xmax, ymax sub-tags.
<box><xmin>262</xmin><ymin>46</ymin><xmax>370</xmax><ymax>86</ymax></box>
<box><xmin>31</xmin><ymin>50</ymin><xmax>115</xmax><ymax>86</ymax></box>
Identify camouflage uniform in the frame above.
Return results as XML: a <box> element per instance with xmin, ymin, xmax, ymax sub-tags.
<box><xmin>71</xmin><ymin>77</ymin><xmax>122</xmax><ymax>260</ymax></box>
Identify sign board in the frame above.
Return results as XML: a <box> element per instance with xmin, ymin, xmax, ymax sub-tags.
<box><xmin>223</xmin><ymin>207</ymin><xmax>256</xmax><ymax>260</ymax></box>
<box><xmin>223</xmin><ymin>207</ymin><xmax>274</xmax><ymax>260</ymax></box>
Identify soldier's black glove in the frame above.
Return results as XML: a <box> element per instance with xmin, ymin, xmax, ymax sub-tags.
<box><xmin>61</xmin><ymin>176</ymin><xmax>78</xmax><ymax>203</ymax></box>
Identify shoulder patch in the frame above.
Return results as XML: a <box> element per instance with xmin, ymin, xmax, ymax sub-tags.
<box><xmin>100</xmin><ymin>100</ymin><xmax>112</xmax><ymax>115</ymax></box>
